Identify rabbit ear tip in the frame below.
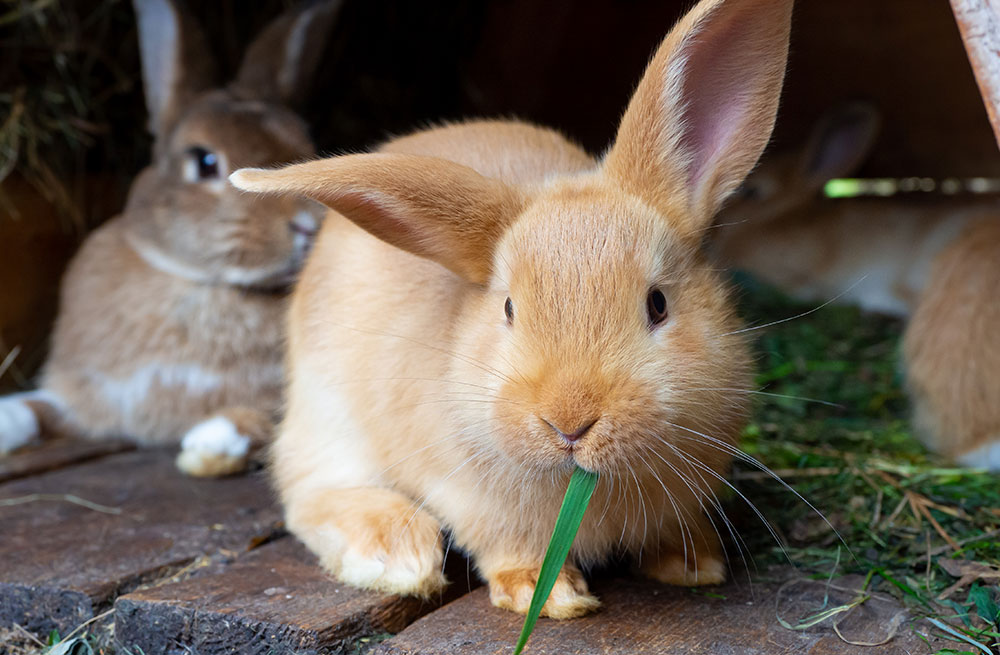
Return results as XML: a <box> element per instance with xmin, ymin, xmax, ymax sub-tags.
<box><xmin>229</xmin><ymin>168</ymin><xmax>266</xmax><ymax>190</ymax></box>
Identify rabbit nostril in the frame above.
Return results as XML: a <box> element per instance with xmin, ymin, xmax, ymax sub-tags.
<box><xmin>290</xmin><ymin>211</ymin><xmax>319</xmax><ymax>237</ymax></box>
<box><xmin>290</xmin><ymin>222</ymin><xmax>317</xmax><ymax>237</ymax></box>
<box><xmin>543</xmin><ymin>418</ymin><xmax>597</xmax><ymax>443</ymax></box>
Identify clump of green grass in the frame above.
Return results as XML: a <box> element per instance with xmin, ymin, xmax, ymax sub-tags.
<box><xmin>730</xmin><ymin>276</ymin><xmax>1000</xmax><ymax>651</ymax></box>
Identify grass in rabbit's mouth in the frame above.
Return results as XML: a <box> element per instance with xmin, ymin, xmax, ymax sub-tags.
<box><xmin>513</xmin><ymin>466</ymin><xmax>598</xmax><ymax>655</ymax></box>
<box><xmin>732</xmin><ymin>274</ymin><xmax>1000</xmax><ymax>649</ymax></box>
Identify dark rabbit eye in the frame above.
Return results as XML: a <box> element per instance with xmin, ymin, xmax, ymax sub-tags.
<box><xmin>646</xmin><ymin>288</ymin><xmax>668</xmax><ymax>327</ymax></box>
<box><xmin>185</xmin><ymin>146</ymin><xmax>220</xmax><ymax>181</ymax></box>
<box><xmin>504</xmin><ymin>297</ymin><xmax>514</xmax><ymax>325</ymax></box>
<box><xmin>734</xmin><ymin>183</ymin><xmax>760</xmax><ymax>201</ymax></box>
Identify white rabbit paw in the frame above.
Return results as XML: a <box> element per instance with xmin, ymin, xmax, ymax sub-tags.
<box><xmin>0</xmin><ymin>397</ymin><xmax>40</xmax><ymax>454</ymax></box>
<box><xmin>338</xmin><ymin>538</ymin><xmax>446</xmax><ymax>598</ymax></box>
<box><xmin>956</xmin><ymin>440</ymin><xmax>1000</xmax><ymax>472</ymax></box>
<box><xmin>176</xmin><ymin>416</ymin><xmax>251</xmax><ymax>477</ymax></box>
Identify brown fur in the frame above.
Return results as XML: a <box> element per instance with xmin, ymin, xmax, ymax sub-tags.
<box><xmin>233</xmin><ymin>0</ymin><xmax>793</xmax><ymax>616</ymax></box>
<box><xmin>714</xmin><ymin>106</ymin><xmax>1000</xmax><ymax>465</ymax></box>
<box><xmin>905</xmin><ymin>219</ymin><xmax>1000</xmax><ymax>460</ymax></box>
<box><xmin>0</xmin><ymin>0</ymin><xmax>338</xmax><ymax>476</ymax></box>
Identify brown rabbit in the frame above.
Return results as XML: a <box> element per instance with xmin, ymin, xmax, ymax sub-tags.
<box><xmin>231</xmin><ymin>0</ymin><xmax>794</xmax><ymax>617</ymax></box>
<box><xmin>0</xmin><ymin>0</ymin><xmax>338</xmax><ymax>477</ymax></box>
<box><xmin>714</xmin><ymin>105</ymin><xmax>1000</xmax><ymax>469</ymax></box>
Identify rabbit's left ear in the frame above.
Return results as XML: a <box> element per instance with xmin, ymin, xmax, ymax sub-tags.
<box><xmin>233</xmin><ymin>0</ymin><xmax>344</xmax><ymax>106</ymax></box>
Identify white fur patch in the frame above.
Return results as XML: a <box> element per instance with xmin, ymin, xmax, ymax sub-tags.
<box><xmin>181</xmin><ymin>416</ymin><xmax>251</xmax><ymax>458</ymax></box>
<box><xmin>340</xmin><ymin>549</ymin><xmax>388</xmax><ymax>587</ymax></box>
<box><xmin>956</xmin><ymin>440</ymin><xmax>1000</xmax><ymax>472</ymax></box>
<box><xmin>338</xmin><ymin>546</ymin><xmax>433</xmax><ymax>594</ymax></box>
<box><xmin>0</xmin><ymin>396</ymin><xmax>40</xmax><ymax>454</ymax></box>
<box><xmin>94</xmin><ymin>363</ymin><xmax>222</xmax><ymax>420</ymax></box>
<box><xmin>176</xmin><ymin>416</ymin><xmax>252</xmax><ymax>477</ymax></box>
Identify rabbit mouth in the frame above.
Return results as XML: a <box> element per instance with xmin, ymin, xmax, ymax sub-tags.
<box><xmin>220</xmin><ymin>260</ymin><xmax>301</xmax><ymax>291</ymax></box>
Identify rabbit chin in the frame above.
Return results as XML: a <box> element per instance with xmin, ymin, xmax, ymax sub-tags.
<box><xmin>127</xmin><ymin>233</ymin><xmax>299</xmax><ymax>290</ymax></box>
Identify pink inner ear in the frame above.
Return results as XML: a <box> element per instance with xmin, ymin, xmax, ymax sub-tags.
<box><xmin>677</xmin><ymin>8</ymin><xmax>763</xmax><ymax>194</ymax></box>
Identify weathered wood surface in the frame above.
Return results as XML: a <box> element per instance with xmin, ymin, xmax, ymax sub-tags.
<box><xmin>951</xmin><ymin>0</ymin><xmax>1000</xmax><ymax>149</ymax></box>
<box><xmin>115</xmin><ymin>538</ymin><xmax>435</xmax><ymax>655</ymax></box>
<box><xmin>376</xmin><ymin>575</ymin><xmax>949</xmax><ymax>655</ymax></box>
<box><xmin>0</xmin><ymin>449</ymin><xmax>282</xmax><ymax>637</ymax></box>
<box><xmin>0</xmin><ymin>437</ymin><xmax>134</xmax><ymax>484</ymax></box>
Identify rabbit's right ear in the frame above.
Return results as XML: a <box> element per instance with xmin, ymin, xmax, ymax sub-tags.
<box><xmin>797</xmin><ymin>102</ymin><xmax>881</xmax><ymax>191</ymax></box>
<box><xmin>132</xmin><ymin>0</ymin><xmax>216</xmax><ymax>138</ymax></box>
<box><xmin>233</xmin><ymin>0</ymin><xmax>344</xmax><ymax>107</ymax></box>
<box><xmin>603</xmin><ymin>0</ymin><xmax>794</xmax><ymax>240</ymax></box>
<box><xmin>230</xmin><ymin>154</ymin><xmax>525</xmax><ymax>284</ymax></box>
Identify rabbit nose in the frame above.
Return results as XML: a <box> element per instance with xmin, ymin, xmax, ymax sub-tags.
<box><xmin>543</xmin><ymin>418</ymin><xmax>597</xmax><ymax>443</ymax></box>
<box><xmin>290</xmin><ymin>211</ymin><xmax>320</xmax><ymax>237</ymax></box>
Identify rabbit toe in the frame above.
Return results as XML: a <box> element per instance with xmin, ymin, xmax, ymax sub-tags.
<box><xmin>0</xmin><ymin>397</ymin><xmax>40</xmax><ymax>454</ymax></box>
<box><xmin>176</xmin><ymin>416</ymin><xmax>251</xmax><ymax>477</ymax></box>
<box><xmin>488</xmin><ymin>565</ymin><xmax>600</xmax><ymax>619</ymax></box>
<box><xmin>643</xmin><ymin>551</ymin><xmax>727</xmax><ymax>586</ymax></box>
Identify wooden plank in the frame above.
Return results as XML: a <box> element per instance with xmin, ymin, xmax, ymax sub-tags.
<box><xmin>951</xmin><ymin>0</ymin><xmax>1000</xmax><ymax>149</ymax></box>
<box><xmin>0</xmin><ymin>437</ymin><xmax>135</xmax><ymax>484</ymax></box>
<box><xmin>0</xmin><ymin>450</ymin><xmax>282</xmax><ymax>638</ymax></box>
<box><xmin>115</xmin><ymin>538</ymin><xmax>436</xmax><ymax>655</ymax></box>
<box><xmin>375</xmin><ymin>575</ymin><xmax>950</xmax><ymax>655</ymax></box>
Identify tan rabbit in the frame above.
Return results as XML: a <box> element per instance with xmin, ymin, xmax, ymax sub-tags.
<box><xmin>0</xmin><ymin>0</ymin><xmax>339</xmax><ymax>477</ymax></box>
<box><xmin>713</xmin><ymin>105</ymin><xmax>1000</xmax><ymax>469</ymax></box>
<box><xmin>230</xmin><ymin>0</ymin><xmax>794</xmax><ymax>617</ymax></box>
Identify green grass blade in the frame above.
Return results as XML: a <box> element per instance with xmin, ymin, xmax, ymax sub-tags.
<box><xmin>513</xmin><ymin>466</ymin><xmax>598</xmax><ymax>655</ymax></box>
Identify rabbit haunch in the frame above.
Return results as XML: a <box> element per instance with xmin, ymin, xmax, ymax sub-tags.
<box><xmin>0</xmin><ymin>0</ymin><xmax>339</xmax><ymax>478</ymax></box>
<box><xmin>234</xmin><ymin>0</ymin><xmax>793</xmax><ymax>618</ymax></box>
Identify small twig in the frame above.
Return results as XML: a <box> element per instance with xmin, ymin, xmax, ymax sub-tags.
<box><xmin>928</xmin><ymin>529</ymin><xmax>1000</xmax><ymax>557</ymax></box>
<box><xmin>12</xmin><ymin>623</ymin><xmax>44</xmax><ymax>647</ymax></box>
<box><xmin>732</xmin><ymin>466</ymin><xmax>843</xmax><ymax>481</ymax></box>
<box><xmin>856</xmin><ymin>470</ymin><xmax>884</xmax><ymax>528</ymax></box>
<box><xmin>0</xmin><ymin>493</ymin><xmax>121</xmax><ymax>514</ymax></box>
<box><xmin>0</xmin><ymin>344</ymin><xmax>21</xmax><ymax>380</ymax></box>
<box><xmin>58</xmin><ymin>607</ymin><xmax>114</xmax><ymax>643</ymax></box>
<box><xmin>924</xmin><ymin>531</ymin><xmax>933</xmax><ymax>589</ymax></box>
<box><xmin>833</xmin><ymin>608</ymin><xmax>906</xmax><ymax>646</ymax></box>
<box><xmin>882</xmin><ymin>494</ymin><xmax>910</xmax><ymax>529</ymax></box>
<box><xmin>908</xmin><ymin>493</ymin><xmax>959</xmax><ymax>551</ymax></box>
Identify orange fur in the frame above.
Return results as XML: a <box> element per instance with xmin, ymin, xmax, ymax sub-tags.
<box><xmin>0</xmin><ymin>0</ymin><xmax>339</xmax><ymax>476</ymax></box>
<box><xmin>233</xmin><ymin>0</ymin><xmax>794</xmax><ymax>616</ymax></box>
<box><xmin>714</xmin><ymin>105</ymin><xmax>1000</xmax><ymax>466</ymax></box>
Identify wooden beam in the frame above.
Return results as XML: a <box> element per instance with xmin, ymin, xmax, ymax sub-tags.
<box><xmin>951</xmin><ymin>0</ymin><xmax>1000</xmax><ymax>149</ymax></box>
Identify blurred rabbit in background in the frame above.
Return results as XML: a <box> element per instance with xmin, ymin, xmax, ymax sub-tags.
<box><xmin>714</xmin><ymin>103</ymin><xmax>1000</xmax><ymax>470</ymax></box>
<box><xmin>0</xmin><ymin>0</ymin><xmax>339</xmax><ymax>477</ymax></box>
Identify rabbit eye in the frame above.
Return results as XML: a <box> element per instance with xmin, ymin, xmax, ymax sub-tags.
<box><xmin>734</xmin><ymin>183</ymin><xmax>761</xmax><ymax>201</ymax></box>
<box><xmin>504</xmin><ymin>297</ymin><xmax>514</xmax><ymax>325</ymax></box>
<box><xmin>184</xmin><ymin>146</ymin><xmax>221</xmax><ymax>182</ymax></box>
<box><xmin>646</xmin><ymin>288</ymin><xmax>668</xmax><ymax>327</ymax></box>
